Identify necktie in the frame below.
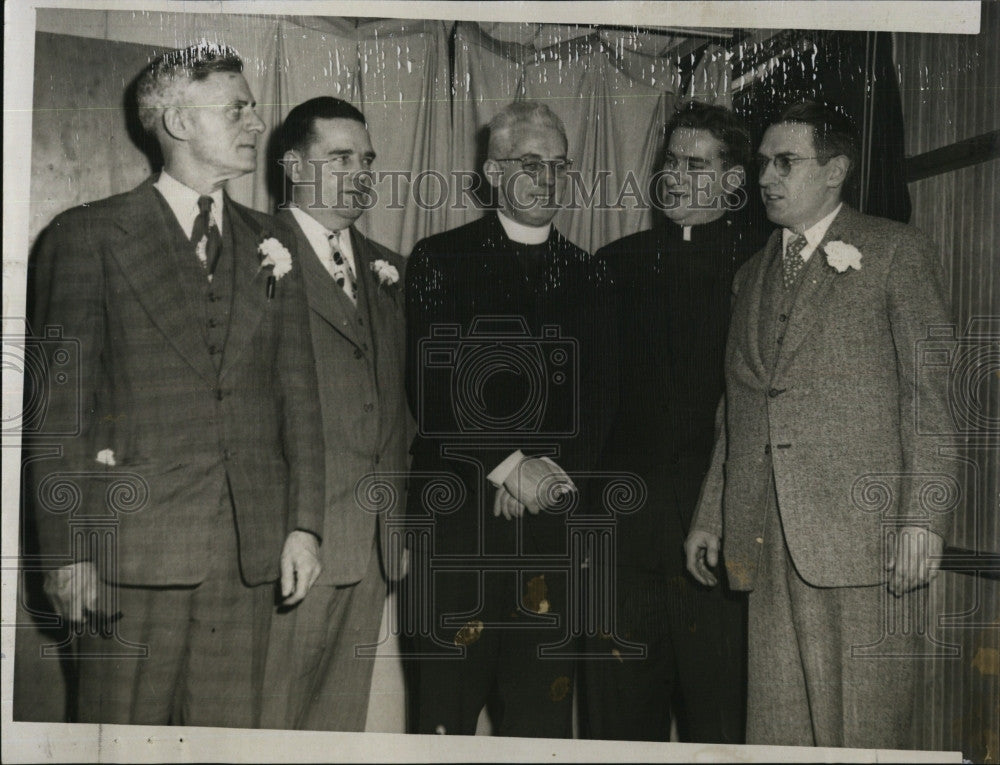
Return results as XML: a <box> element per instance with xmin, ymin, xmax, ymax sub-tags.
<box><xmin>326</xmin><ymin>230</ymin><xmax>357</xmax><ymax>305</ymax></box>
<box><xmin>191</xmin><ymin>196</ymin><xmax>222</xmax><ymax>280</ymax></box>
<box><xmin>782</xmin><ymin>233</ymin><xmax>807</xmax><ymax>289</ymax></box>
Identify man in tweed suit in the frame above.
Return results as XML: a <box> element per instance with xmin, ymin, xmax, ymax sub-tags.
<box><xmin>27</xmin><ymin>43</ymin><xmax>324</xmax><ymax>727</ymax></box>
<box><xmin>260</xmin><ymin>97</ymin><xmax>411</xmax><ymax>731</ymax></box>
<box><xmin>685</xmin><ymin>100</ymin><xmax>956</xmax><ymax>748</ymax></box>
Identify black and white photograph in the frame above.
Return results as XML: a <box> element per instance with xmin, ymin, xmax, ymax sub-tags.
<box><xmin>2</xmin><ymin>1</ymin><xmax>997</xmax><ymax>761</ymax></box>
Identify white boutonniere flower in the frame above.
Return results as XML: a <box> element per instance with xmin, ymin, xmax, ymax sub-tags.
<box><xmin>824</xmin><ymin>241</ymin><xmax>862</xmax><ymax>273</ymax></box>
<box><xmin>258</xmin><ymin>235</ymin><xmax>293</xmax><ymax>299</ymax></box>
<box><xmin>259</xmin><ymin>237</ymin><xmax>293</xmax><ymax>279</ymax></box>
<box><xmin>371</xmin><ymin>259</ymin><xmax>400</xmax><ymax>286</ymax></box>
<box><xmin>195</xmin><ymin>235</ymin><xmax>208</xmax><ymax>269</ymax></box>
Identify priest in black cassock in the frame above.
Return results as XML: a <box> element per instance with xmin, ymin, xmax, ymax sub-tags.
<box><xmin>404</xmin><ymin>101</ymin><xmax>615</xmax><ymax>737</ymax></box>
<box><xmin>582</xmin><ymin>102</ymin><xmax>766</xmax><ymax>743</ymax></box>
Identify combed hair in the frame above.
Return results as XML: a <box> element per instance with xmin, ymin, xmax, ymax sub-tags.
<box><xmin>279</xmin><ymin>97</ymin><xmax>367</xmax><ymax>156</ymax></box>
<box><xmin>135</xmin><ymin>42</ymin><xmax>244</xmax><ymax>134</ymax></box>
<box><xmin>665</xmin><ymin>100</ymin><xmax>752</xmax><ymax>170</ymax></box>
<box><xmin>774</xmin><ymin>99</ymin><xmax>860</xmax><ymax>182</ymax></box>
<box><xmin>487</xmin><ymin>101</ymin><xmax>568</xmax><ymax>157</ymax></box>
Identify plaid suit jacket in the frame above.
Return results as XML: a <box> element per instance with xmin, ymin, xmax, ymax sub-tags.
<box><xmin>27</xmin><ymin>177</ymin><xmax>324</xmax><ymax>586</ymax></box>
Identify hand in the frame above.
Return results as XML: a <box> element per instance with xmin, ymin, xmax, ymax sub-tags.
<box><xmin>43</xmin><ymin>561</ymin><xmax>99</xmax><ymax>625</ymax></box>
<box><xmin>280</xmin><ymin>530</ymin><xmax>322</xmax><ymax>606</ymax></box>
<box><xmin>502</xmin><ymin>457</ymin><xmax>577</xmax><ymax>515</ymax></box>
<box><xmin>887</xmin><ymin>525</ymin><xmax>944</xmax><ymax>597</ymax></box>
<box><xmin>493</xmin><ymin>484</ymin><xmax>527</xmax><ymax>520</ymax></box>
<box><xmin>685</xmin><ymin>530</ymin><xmax>721</xmax><ymax>587</ymax></box>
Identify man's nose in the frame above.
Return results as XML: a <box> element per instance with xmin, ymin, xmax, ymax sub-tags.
<box><xmin>758</xmin><ymin>158</ymin><xmax>778</xmax><ymax>185</ymax></box>
<box><xmin>246</xmin><ymin>109</ymin><xmax>266</xmax><ymax>134</ymax></box>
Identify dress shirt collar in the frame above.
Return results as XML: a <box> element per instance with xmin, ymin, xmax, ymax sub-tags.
<box><xmin>288</xmin><ymin>205</ymin><xmax>355</xmax><ymax>270</ymax></box>
<box><xmin>497</xmin><ymin>210</ymin><xmax>551</xmax><ymax>245</ymax></box>
<box><xmin>782</xmin><ymin>202</ymin><xmax>842</xmax><ymax>262</ymax></box>
<box><xmin>154</xmin><ymin>170</ymin><xmax>224</xmax><ymax>238</ymax></box>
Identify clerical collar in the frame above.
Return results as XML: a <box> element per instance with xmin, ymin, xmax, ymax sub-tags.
<box><xmin>497</xmin><ymin>210</ymin><xmax>551</xmax><ymax>245</ymax></box>
<box><xmin>662</xmin><ymin>213</ymin><xmax>733</xmax><ymax>244</ymax></box>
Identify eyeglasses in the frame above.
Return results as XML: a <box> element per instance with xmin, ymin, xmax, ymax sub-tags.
<box><xmin>493</xmin><ymin>156</ymin><xmax>574</xmax><ymax>178</ymax></box>
<box><xmin>756</xmin><ymin>154</ymin><xmax>824</xmax><ymax>177</ymax></box>
<box><xmin>662</xmin><ymin>154</ymin><xmax>712</xmax><ymax>172</ymax></box>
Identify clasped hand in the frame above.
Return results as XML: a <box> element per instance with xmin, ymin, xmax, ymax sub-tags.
<box><xmin>493</xmin><ymin>457</ymin><xmax>577</xmax><ymax>520</ymax></box>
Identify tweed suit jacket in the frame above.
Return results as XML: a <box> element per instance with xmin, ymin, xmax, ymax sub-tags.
<box><xmin>280</xmin><ymin>209</ymin><xmax>411</xmax><ymax>585</ymax></box>
<box><xmin>692</xmin><ymin>204</ymin><xmax>956</xmax><ymax>590</ymax></box>
<box><xmin>28</xmin><ymin>177</ymin><xmax>325</xmax><ymax>587</ymax></box>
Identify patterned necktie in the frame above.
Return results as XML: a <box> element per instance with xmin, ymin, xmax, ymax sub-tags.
<box><xmin>191</xmin><ymin>195</ymin><xmax>222</xmax><ymax>280</ymax></box>
<box><xmin>326</xmin><ymin>230</ymin><xmax>357</xmax><ymax>305</ymax></box>
<box><xmin>782</xmin><ymin>233</ymin><xmax>807</xmax><ymax>289</ymax></box>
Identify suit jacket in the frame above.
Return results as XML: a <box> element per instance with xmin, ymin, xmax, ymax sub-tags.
<box><xmin>280</xmin><ymin>209</ymin><xmax>411</xmax><ymax>585</ymax></box>
<box><xmin>28</xmin><ymin>177</ymin><xmax>325</xmax><ymax>587</ymax></box>
<box><xmin>596</xmin><ymin>215</ymin><xmax>758</xmax><ymax>574</ymax></box>
<box><xmin>405</xmin><ymin>213</ymin><xmax>616</xmax><ymax>554</ymax></box>
<box><xmin>692</xmin><ymin>205</ymin><xmax>956</xmax><ymax>590</ymax></box>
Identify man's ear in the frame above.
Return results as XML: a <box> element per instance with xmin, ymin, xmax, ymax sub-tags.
<box><xmin>483</xmin><ymin>158</ymin><xmax>502</xmax><ymax>189</ymax></box>
<box><xmin>825</xmin><ymin>155</ymin><xmax>850</xmax><ymax>188</ymax></box>
<box><xmin>282</xmin><ymin>149</ymin><xmax>303</xmax><ymax>183</ymax></box>
<box><xmin>162</xmin><ymin>105</ymin><xmax>189</xmax><ymax>142</ymax></box>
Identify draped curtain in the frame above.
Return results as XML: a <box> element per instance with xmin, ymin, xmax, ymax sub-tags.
<box><xmin>31</xmin><ymin>10</ymin><xmax>682</xmax><ymax>255</ymax></box>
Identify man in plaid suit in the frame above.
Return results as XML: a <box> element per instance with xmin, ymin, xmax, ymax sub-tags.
<box><xmin>26</xmin><ymin>43</ymin><xmax>325</xmax><ymax>727</ymax></box>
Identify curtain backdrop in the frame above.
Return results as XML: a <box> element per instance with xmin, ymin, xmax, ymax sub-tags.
<box><xmin>31</xmin><ymin>10</ymin><xmax>683</xmax><ymax>255</ymax></box>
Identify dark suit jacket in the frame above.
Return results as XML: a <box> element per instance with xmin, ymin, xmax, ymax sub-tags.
<box><xmin>405</xmin><ymin>212</ymin><xmax>616</xmax><ymax>555</ymax></box>
<box><xmin>693</xmin><ymin>205</ymin><xmax>957</xmax><ymax>590</ymax></box>
<box><xmin>27</xmin><ymin>177</ymin><xmax>325</xmax><ymax>587</ymax></box>
<box><xmin>280</xmin><ymin>209</ymin><xmax>411</xmax><ymax>585</ymax></box>
<box><xmin>596</xmin><ymin>215</ymin><xmax>758</xmax><ymax>574</ymax></box>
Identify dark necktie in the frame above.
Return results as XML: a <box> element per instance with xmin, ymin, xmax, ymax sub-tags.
<box><xmin>782</xmin><ymin>233</ymin><xmax>807</xmax><ymax>289</ymax></box>
<box><xmin>191</xmin><ymin>195</ymin><xmax>222</xmax><ymax>279</ymax></box>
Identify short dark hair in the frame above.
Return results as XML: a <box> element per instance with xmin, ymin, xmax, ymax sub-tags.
<box><xmin>279</xmin><ymin>97</ymin><xmax>367</xmax><ymax>156</ymax></box>
<box><xmin>664</xmin><ymin>101</ymin><xmax>752</xmax><ymax>170</ymax></box>
<box><xmin>773</xmin><ymin>99</ymin><xmax>860</xmax><ymax>182</ymax></box>
<box><xmin>136</xmin><ymin>42</ymin><xmax>244</xmax><ymax>134</ymax></box>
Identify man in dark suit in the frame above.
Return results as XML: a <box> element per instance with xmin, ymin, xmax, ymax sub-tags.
<box><xmin>686</xmin><ymin>101</ymin><xmax>956</xmax><ymax>748</ymax></box>
<box><xmin>404</xmin><ymin>101</ymin><xmax>613</xmax><ymax>737</ymax></box>
<box><xmin>260</xmin><ymin>97</ymin><xmax>410</xmax><ymax>731</ymax></box>
<box><xmin>583</xmin><ymin>102</ymin><xmax>762</xmax><ymax>743</ymax></box>
<box><xmin>26</xmin><ymin>43</ymin><xmax>325</xmax><ymax>727</ymax></box>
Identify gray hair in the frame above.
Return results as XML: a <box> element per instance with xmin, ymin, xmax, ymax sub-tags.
<box><xmin>135</xmin><ymin>42</ymin><xmax>244</xmax><ymax>134</ymax></box>
<box><xmin>487</xmin><ymin>101</ymin><xmax>568</xmax><ymax>157</ymax></box>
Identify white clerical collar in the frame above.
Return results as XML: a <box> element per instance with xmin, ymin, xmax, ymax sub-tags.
<box><xmin>497</xmin><ymin>210</ymin><xmax>551</xmax><ymax>245</ymax></box>
<box><xmin>154</xmin><ymin>170</ymin><xmax>224</xmax><ymax>238</ymax></box>
<box><xmin>288</xmin><ymin>205</ymin><xmax>355</xmax><ymax>270</ymax></box>
<box><xmin>783</xmin><ymin>203</ymin><xmax>842</xmax><ymax>255</ymax></box>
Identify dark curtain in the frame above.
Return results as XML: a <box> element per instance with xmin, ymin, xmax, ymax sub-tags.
<box><xmin>733</xmin><ymin>30</ymin><xmax>912</xmax><ymax>223</ymax></box>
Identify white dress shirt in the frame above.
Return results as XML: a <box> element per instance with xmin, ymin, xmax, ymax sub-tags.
<box><xmin>288</xmin><ymin>206</ymin><xmax>357</xmax><ymax>275</ymax></box>
<box><xmin>154</xmin><ymin>171</ymin><xmax>224</xmax><ymax>238</ymax></box>
<box><xmin>781</xmin><ymin>203</ymin><xmax>842</xmax><ymax>262</ymax></box>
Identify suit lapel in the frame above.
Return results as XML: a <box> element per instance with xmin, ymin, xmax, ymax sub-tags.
<box><xmin>108</xmin><ymin>180</ymin><xmax>217</xmax><ymax>384</ymax></box>
<box><xmin>774</xmin><ymin>206</ymin><xmax>855</xmax><ymax>371</ymax></box>
<box><xmin>219</xmin><ymin>198</ymin><xmax>268</xmax><ymax>379</ymax></box>
<box><xmin>739</xmin><ymin>231</ymin><xmax>779</xmax><ymax>383</ymax></box>
<box><xmin>281</xmin><ymin>210</ymin><xmax>364</xmax><ymax>349</ymax></box>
